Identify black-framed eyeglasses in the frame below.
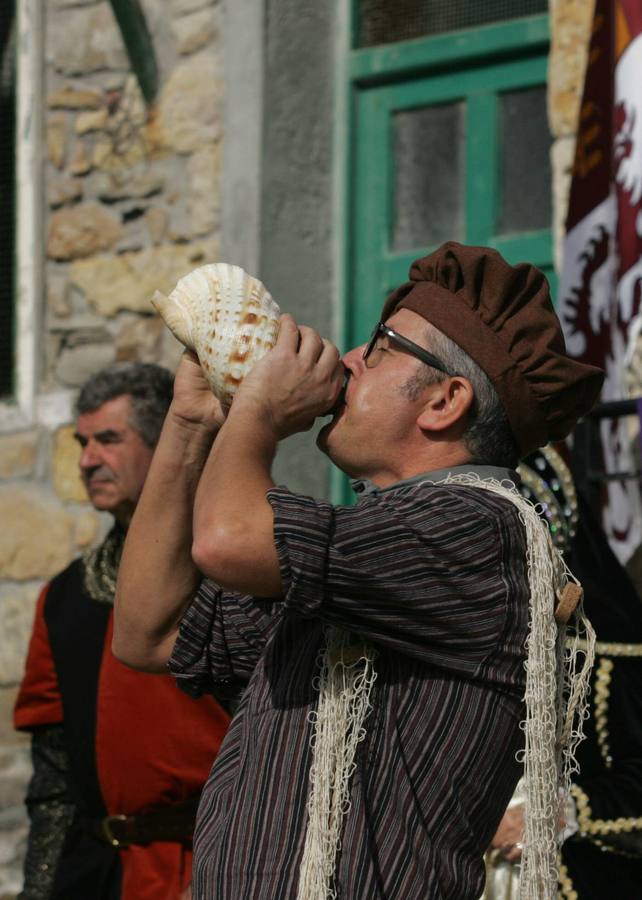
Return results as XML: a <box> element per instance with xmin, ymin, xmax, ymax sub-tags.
<box><xmin>363</xmin><ymin>322</ymin><xmax>460</xmax><ymax>377</ymax></box>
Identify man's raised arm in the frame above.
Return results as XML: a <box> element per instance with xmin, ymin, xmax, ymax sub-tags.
<box><xmin>191</xmin><ymin>316</ymin><xmax>344</xmax><ymax>597</ymax></box>
<box><xmin>113</xmin><ymin>352</ymin><xmax>224</xmax><ymax>671</ymax></box>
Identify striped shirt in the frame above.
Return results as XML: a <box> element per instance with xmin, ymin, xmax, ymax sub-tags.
<box><xmin>169</xmin><ymin>472</ymin><xmax>529</xmax><ymax>899</ymax></box>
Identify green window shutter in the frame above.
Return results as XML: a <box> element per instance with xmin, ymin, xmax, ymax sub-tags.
<box><xmin>0</xmin><ymin>2</ymin><xmax>15</xmax><ymax>399</ymax></box>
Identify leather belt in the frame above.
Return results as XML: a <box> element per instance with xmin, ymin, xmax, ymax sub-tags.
<box><xmin>81</xmin><ymin>794</ymin><xmax>200</xmax><ymax>848</ymax></box>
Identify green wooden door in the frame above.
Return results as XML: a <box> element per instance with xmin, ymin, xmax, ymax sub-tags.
<box><xmin>333</xmin><ymin>14</ymin><xmax>552</xmax><ymax>502</ymax></box>
<box><xmin>348</xmin><ymin>15</ymin><xmax>553</xmax><ymax>349</ymax></box>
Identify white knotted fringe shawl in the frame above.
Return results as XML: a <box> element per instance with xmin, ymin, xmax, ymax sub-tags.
<box><xmin>297</xmin><ymin>474</ymin><xmax>595</xmax><ymax>900</ymax></box>
<box><xmin>296</xmin><ymin>627</ymin><xmax>377</xmax><ymax>900</ymax></box>
<box><xmin>440</xmin><ymin>475</ymin><xmax>595</xmax><ymax>900</ymax></box>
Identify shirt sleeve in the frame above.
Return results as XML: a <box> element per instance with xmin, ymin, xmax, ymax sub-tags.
<box><xmin>266</xmin><ymin>483</ymin><xmax>529</xmax><ymax>680</ymax></box>
<box><xmin>168</xmin><ymin>578</ymin><xmax>281</xmax><ymax>698</ymax></box>
<box><xmin>19</xmin><ymin>724</ymin><xmax>76</xmax><ymax>900</ymax></box>
<box><xmin>14</xmin><ymin>586</ymin><xmax>64</xmax><ymax>731</ymax></box>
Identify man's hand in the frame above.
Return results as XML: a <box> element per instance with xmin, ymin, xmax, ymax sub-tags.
<box><xmin>230</xmin><ymin>314</ymin><xmax>344</xmax><ymax>440</ymax></box>
<box><xmin>490</xmin><ymin>804</ymin><xmax>524</xmax><ymax>863</ymax></box>
<box><xmin>170</xmin><ymin>350</ymin><xmax>227</xmax><ymax>431</ymax></box>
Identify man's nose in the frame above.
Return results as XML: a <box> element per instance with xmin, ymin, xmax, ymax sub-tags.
<box><xmin>79</xmin><ymin>440</ymin><xmax>101</xmax><ymax>471</ymax></box>
<box><xmin>342</xmin><ymin>345</ymin><xmax>366</xmax><ymax>375</ymax></box>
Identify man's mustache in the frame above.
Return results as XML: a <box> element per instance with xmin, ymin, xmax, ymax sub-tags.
<box><xmin>82</xmin><ymin>466</ymin><xmax>116</xmax><ymax>484</ymax></box>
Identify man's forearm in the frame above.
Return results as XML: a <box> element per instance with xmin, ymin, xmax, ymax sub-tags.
<box><xmin>192</xmin><ymin>403</ymin><xmax>283</xmax><ymax>597</ymax></box>
<box><xmin>186</xmin><ymin>316</ymin><xmax>341</xmax><ymax>599</ymax></box>
<box><xmin>114</xmin><ymin>408</ymin><xmax>217</xmax><ymax>670</ymax></box>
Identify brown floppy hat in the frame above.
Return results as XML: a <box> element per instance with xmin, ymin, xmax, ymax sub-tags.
<box><xmin>380</xmin><ymin>241</ymin><xmax>603</xmax><ymax>457</ymax></box>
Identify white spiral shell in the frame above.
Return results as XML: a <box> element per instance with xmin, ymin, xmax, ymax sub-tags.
<box><xmin>152</xmin><ymin>263</ymin><xmax>280</xmax><ymax>405</ymax></box>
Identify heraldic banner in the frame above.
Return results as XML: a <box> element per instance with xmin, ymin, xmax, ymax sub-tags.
<box><xmin>558</xmin><ymin>0</ymin><xmax>642</xmax><ymax>564</ymax></box>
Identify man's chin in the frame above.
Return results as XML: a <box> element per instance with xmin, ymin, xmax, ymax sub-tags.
<box><xmin>316</xmin><ymin>418</ymin><xmax>352</xmax><ymax>476</ymax></box>
<box><xmin>317</xmin><ymin>397</ymin><xmax>348</xmax><ymax>451</ymax></box>
<box><xmin>316</xmin><ymin>422</ymin><xmax>331</xmax><ymax>454</ymax></box>
<box><xmin>85</xmin><ymin>487</ymin><xmax>118</xmax><ymax>512</ymax></box>
<box><xmin>316</xmin><ymin>414</ymin><xmax>341</xmax><ymax>456</ymax></box>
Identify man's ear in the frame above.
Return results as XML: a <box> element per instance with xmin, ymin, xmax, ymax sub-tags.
<box><xmin>416</xmin><ymin>377</ymin><xmax>474</xmax><ymax>433</ymax></box>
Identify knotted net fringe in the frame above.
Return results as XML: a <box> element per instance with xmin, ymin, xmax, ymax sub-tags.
<box><xmin>297</xmin><ymin>474</ymin><xmax>594</xmax><ymax>900</ymax></box>
<box><xmin>296</xmin><ymin>626</ymin><xmax>377</xmax><ymax>900</ymax></box>
<box><xmin>438</xmin><ymin>474</ymin><xmax>595</xmax><ymax>900</ymax></box>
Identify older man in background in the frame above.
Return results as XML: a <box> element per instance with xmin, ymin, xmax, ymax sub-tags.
<box><xmin>14</xmin><ymin>363</ymin><xmax>231</xmax><ymax>900</ymax></box>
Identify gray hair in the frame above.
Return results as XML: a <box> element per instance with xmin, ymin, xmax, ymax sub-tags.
<box><xmin>76</xmin><ymin>362</ymin><xmax>174</xmax><ymax>448</ymax></box>
<box><xmin>400</xmin><ymin>324</ymin><xmax>520</xmax><ymax>468</ymax></box>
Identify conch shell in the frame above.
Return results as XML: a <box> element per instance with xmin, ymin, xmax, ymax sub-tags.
<box><xmin>152</xmin><ymin>263</ymin><xmax>280</xmax><ymax>405</ymax></box>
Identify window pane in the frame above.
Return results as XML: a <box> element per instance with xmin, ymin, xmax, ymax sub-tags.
<box><xmin>498</xmin><ymin>85</ymin><xmax>551</xmax><ymax>234</ymax></box>
<box><xmin>392</xmin><ymin>101</ymin><xmax>465</xmax><ymax>251</ymax></box>
<box><xmin>357</xmin><ymin>0</ymin><xmax>548</xmax><ymax>49</ymax></box>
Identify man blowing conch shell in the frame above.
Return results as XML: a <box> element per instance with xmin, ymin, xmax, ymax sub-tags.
<box><xmin>114</xmin><ymin>242</ymin><xmax>603</xmax><ymax>900</ymax></box>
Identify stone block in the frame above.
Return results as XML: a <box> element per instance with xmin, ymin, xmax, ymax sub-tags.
<box><xmin>55</xmin><ymin>341</ymin><xmax>116</xmax><ymax>388</ymax></box>
<box><xmin>47</xmin><ymin>175</ymin><xmax>83</xmax><ymax>209</ymax></box>
<box><xmin>0</xmin><ymin>823</ymin><xmax>28</xmax><ymax>899</ymax></box>
<box><xmin>0</xmin><ymin>807</ymin><xmax>28</xmax><ymax>900</ymax></box>
<box><xmin>52</xmin><ymin>426</ymin><xmax>87</xmax><ymax>503</ymax></box>
<box><xmin>0</xmin><ymin>687</ymin><xmax>27</xmax><ymax>744</ymax></box>
<box><xmin>145</xmin><ymin>53</ymin><xmax>222</xmax><ymax>155</ymax></box>
<box><xmin>549</xmin><ymin>0</ymin><xmax>594</xmax><ymax>138</ymax></box>
<box><xmin>94</xmin><ymin>136</ymin><xmax>146</xmax><ymax>173</ymax></box>
<box><xmin>70</xmin><ymin>240</ymin><xmax>218</xmax><ymax>316</ymax></box>
<box><xmin>0</xmin><ymin>488</ymin><xmax>74</xmax><ymax>582</ymax></box>
<box><xmin>114</xmin><ymin>222</ymin><xmax>147</xmax><ymax>255</ymax></box>
<box><xmin>172</xmin><ymin>7</ymin><xmax>218</xmax><ymax>55</ymax></box>
<box><xmin>47</xmin><ymin>113</ymin><xmax>67</xmax><ymax>170</ymax></box>
<box><xmin>51</xmin><ymin>3</ymin><xmax>128</xmax><ymax>76</ymax></box>
<box><xmin>50</xmin><ymin>315</ymin><xmax>110</xmax><ymax>336</ymax></box>
<box><xmin>167</xmin><ymin>205</ymin><xmax>192</xmax><ymax>243</ymax></box>
<box><xmin>47</xmin><ymin>204</ymin><xmax>122</xmax><ymax>261</ymax></box>
<box><xmin>47</xmin><ymin>276</ymin><xmax>73</xmax><ymax>318</ymax></box>
<box><xmin>0</xmin><ymin>584</ymin><xmax>40</xmax><ymax>686</ymax></box>
<box><xmin>188</xmin><ymin>143</ymin><xmax>221</xmax><ymax>236</ymax></box>
<box><xmin>48</xmin><ymin>86</ymin><xmax>103</xmax><ymax>109</ymax></box>
<box><xmin>115</xmin><ymin>315</ymin><xmax>164</xmax><ymax>362</ymax></box>
<box><xmin>36</xmin><ymin>390</ymin><xmax>76</xmax><ymax>431</ymax></box>
<box><xmin>0</xmin><ymin>742</ymin><xmax>32</xmax><ymax>810</ymax></box>
<box><xmin>171</xmin><ymin>0</ymin><xmax>213</xmax><ymax>15</ymax></box>
<box><xmin>75</xmin><ymin>108</ymin><xmax>109</xmax><ymax>135</ymax></box>
<box><xmin>92</xmin><ymin>76</ymin><xmax>148</xmax><ymax>174</ymax></box>
<box><xmin>144</xmin><ymin>207</ymin><xmax>169</xmax><ymax>244</ymax></box>
<box><xmin>95</xmin><ymin>170</ymin><xmax>165</xmax><ymax>202</ymax></box>
<box><xmin>0</xmin><ymin>433</ymin><xmax>39</xmax><ymax>480</ymax></box>
<box><xmin>69</xmin><ymin>140</ymin><xmax>93</xmax><ymax>176</ymax></box>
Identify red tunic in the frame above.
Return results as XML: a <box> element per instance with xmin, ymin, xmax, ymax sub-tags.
<box><xmin>15</xmin><ymin>585</ymin><xmax>230</xmax><ymax>900</ymax></box>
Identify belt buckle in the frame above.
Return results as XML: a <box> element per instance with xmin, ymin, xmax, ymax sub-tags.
<box><xmin>102</xmin><ymin>813</ymin><xmax>129</xmax><ymax>847</ymax></box>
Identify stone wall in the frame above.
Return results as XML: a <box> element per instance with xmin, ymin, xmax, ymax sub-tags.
<box><xmin>548</xmin><ymin>0</ymin><xmax>594</xmax><ymax>270</ymax></box>
<box><xmin>0</xmin><ymin>0</ymin><xmax>223</xmax><ymax>894</ymax></box>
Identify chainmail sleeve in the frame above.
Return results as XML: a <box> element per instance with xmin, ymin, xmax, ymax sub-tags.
<box><xmin>18</xmin><ymin>724</ymin><xmax>75</xmax><ymax>900</ymax></box>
